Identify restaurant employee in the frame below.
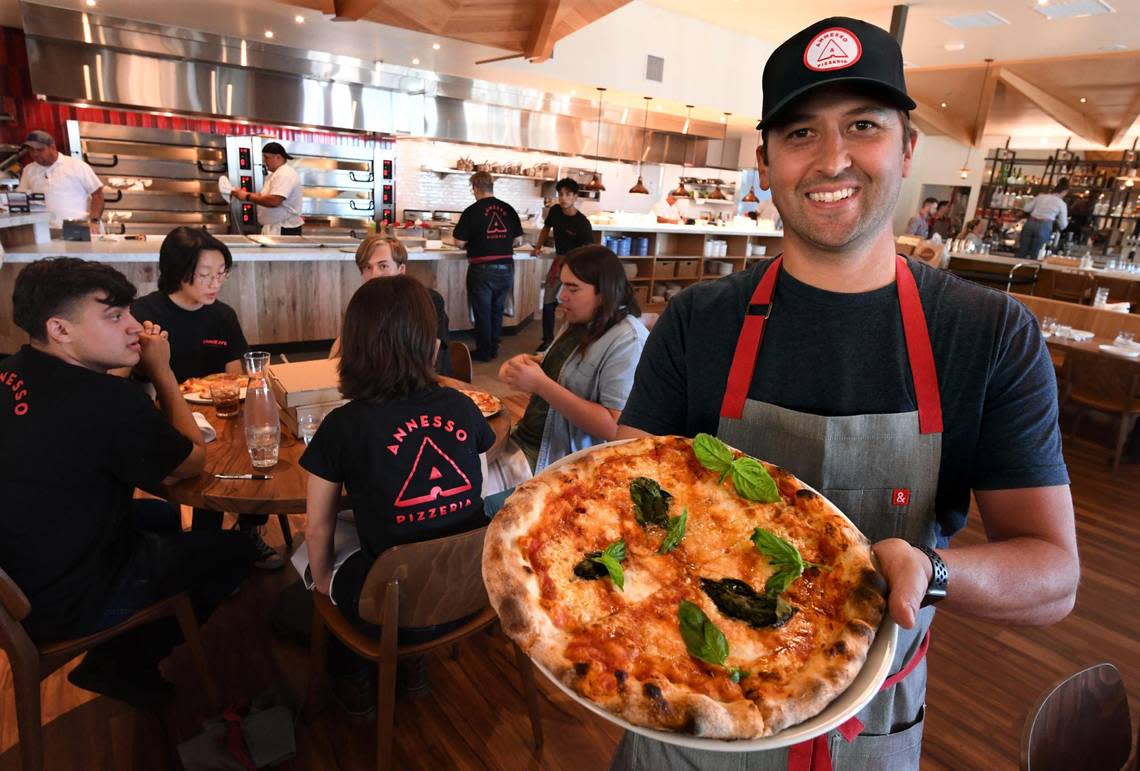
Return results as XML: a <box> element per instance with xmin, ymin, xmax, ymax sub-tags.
<box><xmin>233</xmin><ymin>141</ymin><xmax>304</xmax><ymax>235</ymax></box>
<box><xmin>533</xmin><ymin>177</ymin><xmax>594</xmax><ymax>352</ymax></box>
<box><xmin>17</xmin><ymin>130</ymin><xmax>105</xmax><ymax>230</ymax></box>
<box><xmin>614</xmin><ymin>17</ymin><xmax>1078</xmax><ymax>770</ymax></box>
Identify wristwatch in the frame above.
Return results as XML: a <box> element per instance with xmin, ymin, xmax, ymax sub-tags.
<box><xmin>917</xmin><ymin>546</ymin><xmax>948</xmax><ymax>606</ymax></box>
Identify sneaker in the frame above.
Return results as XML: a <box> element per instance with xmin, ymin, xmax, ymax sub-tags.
<box><xmin>68</xmin><ymin>651</ymin><xmax>176</xmax><ymax>708</ymax></box>
<box><xmin>247</xmin><ymin>528</ymin><xmax>284</xmax><ymax>570</ymax></box>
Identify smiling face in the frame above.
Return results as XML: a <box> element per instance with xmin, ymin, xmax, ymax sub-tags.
<box><xmin>360</xmin><ymin>241</ymin><xmax>406</xmax><ymax>280</ymax></box>
<box><xmin>758</xmin><ymin>86</ymin><xmax>916</xmax><ymax>257</ymax></box>
<box><xmin>558</xmin><ymin>264</ymin><xmax>602</xmax><ymax>324</ymax></box>
<box><xmin>50</xmin><ymin>292</ymin><xmax>143</xmax><ymax>371</ymax></box>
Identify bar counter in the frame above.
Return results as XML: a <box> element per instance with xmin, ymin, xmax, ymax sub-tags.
<box><xmin>0</xmin><ymin>239</ymin><xmax>545</xmax><ymax>352</ymax></box>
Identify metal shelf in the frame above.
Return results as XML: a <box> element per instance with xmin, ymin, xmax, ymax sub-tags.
<box><xmin>421</xmin><ymin>166</ymin><xmax>555</xmax><ymax>183</ymax></box>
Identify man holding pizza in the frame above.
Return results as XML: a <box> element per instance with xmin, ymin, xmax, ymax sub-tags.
<box><xmin>614</xmin><ymin>16</ymin><xmax>1079</xmax><ymax>771</ymax></box>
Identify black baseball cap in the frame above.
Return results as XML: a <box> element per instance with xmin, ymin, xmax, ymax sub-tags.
<box><xmin>758</xmin><ymin>17</ymin><xmax>915</xmax><ymax>130</ymax></box>
<box><xmin>261</xmin><ymin>141</ymin><xmax>293</xmax><ymax>159</ymax></box>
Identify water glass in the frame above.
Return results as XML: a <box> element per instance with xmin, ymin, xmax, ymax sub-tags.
<box><xmin>1055</xmin><ymin>324</ymin><xmax>1073</xmax><ymax>340</ymax></box>
<box><xmin>209</xmin><ymin>378</ymin><xmax>242</xmax><ymax>418</ymax></box>
<box><xmin>245</xmin><ymin>424</ymin><xmax>280</xmax><ymax>468</ymax></box>
<box><xmin>1115</xmin><ymin>331</ymin><xmax>1137</xmax><ymax>349</ymax></box>
<box><xmin>1040</xmin><ymin>316</ymin><xmax>1057</xmax><ymax>337</ymax></box>
<box><xmin>298</xmin><ymin>412</ymin><xmax>323</xmax><ymax>446</ymax></box>
<box><xmin>242</xmin><ymin>351</ymin><xmax>271</xmax><ymax>376</ymax></box>
<box><xmin>1093</xmin><ymin>287</ymin><xmax>1110</xmax><ymax>307</ymax></box>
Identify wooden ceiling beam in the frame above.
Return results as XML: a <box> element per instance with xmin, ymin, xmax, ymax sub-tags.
<box><xmin>1109</xmin><ymin>88</ymin><xmax>1140</xmax><ymax>147</ymax></box>
<box><xmin>997</xmin><ymin>69</ymin><xmax>1113</xmax><ymax>147</ymax></box>
<box><xmin>526</xmin><ymin>0</ymin><xmax>561</xmax><ymax>62</ymax></box>
<box><xmin>330</xmin><ymin>0</ymin><xmax>381</xmax><ymax>22</ymax></box>
<box><xmin>911</xmin><ymin>100</ymin><xmax>974</xmax><ymax>146</ymax></box>
<box><xmin>971</xmin><ymin>63</ymin><xmax>1000</xmax><ymax>147</ymax></box>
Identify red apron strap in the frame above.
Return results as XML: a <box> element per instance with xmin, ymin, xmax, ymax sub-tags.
<box><xmin>788</xmin><ymin>629</ymin><xmax>932</xmax><ymax>770</ymax></box>
<box><xmin>719</xmin><ymin>256</ymin><xmax>782</xmax><ymax>420</ymax></box>
<box><xmin>894</xmin><ymin>256</ymin><xmax>943</xmax><ymax>435</ymax></box>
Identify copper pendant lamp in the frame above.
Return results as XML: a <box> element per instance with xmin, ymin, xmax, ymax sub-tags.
<box><xmin>629</xmin><ymin>96</ymin><xmax>652</xmax><ymax>195</ymax></box>
<box><xmin>584</xmin><ymin>87</ymin><xmax>606</xmax><ymax>192</ymax></box>
<box><xmin>670</xmin><ymin>105</ymin><xmax>694</xmax><ymax>198</ymax></box>
<box><xmin>708</xmin><ymin>112</ymin><xmax>731</xmax><ymax>200</ymax></box>
<box><xmin>742</xmin><ymin>117</ymin><xmax>760</xmax><ymax>203</ymax></box>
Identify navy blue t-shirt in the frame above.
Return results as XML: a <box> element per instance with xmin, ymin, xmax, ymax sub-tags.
<box><xmin>619</xmin><ymin>258</ymin><xmax>1069</xmax><ymax>543</ymax></box>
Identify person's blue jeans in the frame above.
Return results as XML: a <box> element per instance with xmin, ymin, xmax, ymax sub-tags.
<box><xmin>466</xmin><ymin>262</ymin><xmax>514</xmax><ymax>356</ymax></box>
<box><xmin>1017</xmin><ymin>218</ymin><xmax>1053</xmax><ymax>261</ymax></box>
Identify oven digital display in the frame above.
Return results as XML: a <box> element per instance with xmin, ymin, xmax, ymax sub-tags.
<box><xmin>241</xmin><ymin>203</ymin><xmax>253</xmax><ymax>224</ymax></box>
<box><xmin>238</xmin><ymin>147</ymin><xmax>251</xmax><ymax>170</ymax></box>
<box><xmin>382</xmin><ymin>159</ymin><xmax>393</xmax><ymax>179</ymax></box>
<box><xmin>240</xmin><ymin>175</ymin><xmax>252</xmax><ymax>191</ymax></box>
<box><xmin>382</xmin><ymin>185</ymin><xmax>393</xmax><ymax>204</ymax></box>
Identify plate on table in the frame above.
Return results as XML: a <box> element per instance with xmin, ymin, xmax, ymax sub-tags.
<box><xmin>1099</xmin><ymin>344</ymin><xmax>1140</xmax><ymax>359</ymax></box>
<box><xmin>181</xmin><ymin>374</ymin><xmax>250</xmax><ymax>403</ymax></box>
<box><xmin>1068</xmin><ymin>329</ymin><xmax>1095</xmax><ymax>342</ymax></box>
<box><xmin>459</xmin><ymin>388</ymin><xmax>502</xmax><ymax>418</ymax></box>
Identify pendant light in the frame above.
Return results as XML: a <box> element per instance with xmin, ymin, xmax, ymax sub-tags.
<box><xmin>959</xmin><ymin>59</ymin><xmax>994</xmax><ymax>180</ymax></box>
<box><xmin>584</xmin><ymin>87</ymin><xmax>607</xmax><ymax>192</ymax></box>
<box><xmin>708</xmin><ymin>112</ymin><xmax>731</xmax><ymax>200</ymax></box>
<box><xmin>670</xmin><ymin>105</ymin><xmax>694</xmax><ymax>198</ymax></box>
<box><xmin>629</xmin><ymin>96</ymin><xmax>652</xmax><ymax>195</ymax></box>
<box><xmin>742</xmin><ymin>118</ymin><xmax>761</xmax><ymax>203</ymax></box>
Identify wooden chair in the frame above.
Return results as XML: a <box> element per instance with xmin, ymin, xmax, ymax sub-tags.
<box><xmin>307</xmin><ymin>526</ymin><xmax>543</xmax><ymax>770</ymax></box>
<box><xmin>1020</xmin><ymin>663</ymin><xmax>1133</xmax><ymax>771</ymax></box>
<box><xmin>0</xmin><ymin>567</ymin><xmax>219</xmax><ymax>771</ymax></box>
<box><xmin>448</xmin><ymin>340</ymin><xmax>473</xmax><ymax>383</ymax></box>
<box><xmin>1051</xmin><ymin>271</ymin><xmax>1096</xmax><ymax>304</ymax></box>
<box><xmin>1063</xmin><ymin>350</ymin><xmax>1140</xmax><ymax>473</ymax></box>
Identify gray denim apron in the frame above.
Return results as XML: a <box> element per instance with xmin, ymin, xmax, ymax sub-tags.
<box><xmin>612</xmin><ymin>256</ymin><xmax>942</xmax><ymax>771</ymax></box>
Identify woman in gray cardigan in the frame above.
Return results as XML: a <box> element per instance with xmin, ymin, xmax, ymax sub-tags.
<box><xmin>499</xmin><ymin>245</ymin><xmax>649</xmax><ymax>473</ymax></box>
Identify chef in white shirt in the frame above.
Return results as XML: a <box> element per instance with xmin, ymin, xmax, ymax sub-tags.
<box><xmin>17</xmin><ymin>130</ymin><xmax>105</xmax><ymax>230</ymax></box>
<box><xmin>650</xmin><ymin>191</ymin><xmax>685</xmax><ymax>224</ymax></box>
<box><xmin>233</xmin><ymin>141</ymin><xmax>304</xmax><ymax>235</ymax></box>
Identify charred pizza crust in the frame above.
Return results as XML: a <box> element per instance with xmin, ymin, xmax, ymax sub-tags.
<box><xmin>482</xmin><ymin>435</ymin><xmax>885</xmax><ymax>740</ymax></box>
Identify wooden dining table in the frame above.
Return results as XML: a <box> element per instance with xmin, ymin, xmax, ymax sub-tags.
<box><xmin>161</xmin><ymin>376</ymin><xmax>513</xmax><ymax>524</ymax></box>
<box><xmin>1044</xmin><ymin>334</ymin><xmax>1140</xmax><ymax>369</ymax></box>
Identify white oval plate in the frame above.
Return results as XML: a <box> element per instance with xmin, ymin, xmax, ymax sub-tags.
<box><xmin>1099</xmin><ymin>344</ymin><xmax>1140</xmax><ymax>358</ymax></box>
<box><xmin>521</xmin><ymin>438</ymin><xmax>899</xmax><ymax>751</ymax></box>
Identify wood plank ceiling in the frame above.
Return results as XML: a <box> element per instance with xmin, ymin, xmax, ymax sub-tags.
<box><xmin>906</xmin><ymin>51</ymin><xmax>1140</xmax><ymax>148</ymax></box>
<box><xmin>285</xmin><ymin>0</ymin><xmax>631</xmax><ymax>62</ymax></box>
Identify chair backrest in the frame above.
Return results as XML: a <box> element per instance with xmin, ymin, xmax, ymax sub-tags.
<box><xmin>0</xmin><ymin>566</ymin><xmax>31</xmax><ymax>622</ymax></box>
<box><xmin>357</xmin><ymin>526</ymin><xmax>488</xmax><ymax>628</ymax></box>
<box><xmin>1016</xmin><ymin>295</ymin><xmax>1140</xmax><ymax>340</ymax></box>
<box><xmin>1021</xmin><ymin>663</ymin><xmax>1133</xmax><ymax>771</ymax></box>
<box><xmin>1066</xmin><ymin>350</ymin><xmax>1140</xmax><ymax>412</ymax></box>
<box><xmin>449</xmin><ymin>341</ymin><xmax>473</xmax><ymax>384</ymax></box>
<box><xmin>1051</xmin><ymin>271</ymin><xmax>1095</xmax><ymax>303</ymax></box>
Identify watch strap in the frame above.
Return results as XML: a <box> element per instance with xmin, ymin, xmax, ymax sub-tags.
<box><xmin>918</xmin><ymin>545</ymin><xmax>948</xmax><ymax>606</ymax></box>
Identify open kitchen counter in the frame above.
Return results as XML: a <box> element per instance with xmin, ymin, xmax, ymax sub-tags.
<box><xmin>0</xmin><ymin>238</ymin><xmax>544</xmax><ymax>351</ymax></box>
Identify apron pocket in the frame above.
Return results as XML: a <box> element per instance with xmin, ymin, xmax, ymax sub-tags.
<box><xmin>830</xmin><ymin>706</ymin><xmax>926</xmax><ymax>771</ymax></box>
<box><xmin>821</xmin><ymin>488</ymin><xmax>914</xmax><ymax>543</ymax></box>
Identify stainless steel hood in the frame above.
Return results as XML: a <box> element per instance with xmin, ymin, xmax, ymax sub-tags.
<box><xmin>19</xmin><ymin>2</ymin><xmax>741</xmax><ymax>169</ymax></box>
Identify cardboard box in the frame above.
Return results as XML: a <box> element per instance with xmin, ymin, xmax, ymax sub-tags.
<box><xmin>632</xmin><ymin>285</ymin><xmax>650</xmax><ymax>306</ymax></box>
<box><xmin>676</xmin><ymin>259</ymin><xmax>699</xmax><ymax>278</ymax></box>
<box><xmin>655</xmin><ymin>260</ymin><xmax>676</xmax><ymax>278</ymax></box>
<box><xmin>267</xmin><ymin>358</ymin><xmax>342</xmax><ymax>409</ymax></box>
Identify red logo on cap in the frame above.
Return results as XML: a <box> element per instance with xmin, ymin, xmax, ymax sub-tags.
<box><xmin>803</xmin><ymin>27</ymin><xmax>863</xmax><ymax>72</ymax></box>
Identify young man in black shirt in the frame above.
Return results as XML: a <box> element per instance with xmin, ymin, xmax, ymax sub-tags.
<box><xmin>0</xmin><ymin>258</ymin><xmax>252</xmax><ymax>706</ymax></box>
<box><xmin>451</xmin><ymin>171</ymin><xmax>524</xmax><ymax>362</ymax></box>
<box><xmin>132</xmin><ymin>228</ymin><xmax>280</xmax><ymax>568</ymax></box>
<box><xmin>533</xmin><ymin>177</ymin><xmax>594</xmax><ymax>352</ymax></box>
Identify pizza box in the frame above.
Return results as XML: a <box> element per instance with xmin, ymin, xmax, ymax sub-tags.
<box><xmin>266</xmin><ymin>358</ymin><xmax>342</xmax><ymax>409</ymax></box>
<box><xmin>502</xmin><ymin>438</ymin><xmax>900</xmax><ymax>752</ymax></box>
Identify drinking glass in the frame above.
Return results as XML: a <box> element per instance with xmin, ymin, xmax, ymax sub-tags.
<box><xmin>245</xmin><ymin>423</ymin><xmax>280</xmax><ymax>468</ymax></box>
<box><xmin>1115</xmin><ymin>331</ymin><xmax>1137</xmax><ymax>349</ymax></box>
<box><xmin>298</xmin><ymin>412</ymin><xmax>323</xmax><ymax>446</ymax></box>
<box><xmin>1040</xmin><ymin>316</ymin><xmax>1057</xmax><ymax>337</ymax></box>
<box><xmin>242</xmin><ymin>351</ymin><xmax>271</xmax><ymax>376</ymax></box>
<box><xmin>209</xmin><ymin>378</ymin><xmax>241</xmax><ymax>418</ymax></box>
<box><xmin>1093</xmin><ymin>287</ymin><xmax>1110</xmax><ymax>307</ymax></box>
<box><xmin>1055</xmin><ymin>324</ymin><xmax>1073</xmax><ymax>340</ymax></box>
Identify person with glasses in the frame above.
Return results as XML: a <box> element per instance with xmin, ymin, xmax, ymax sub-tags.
<box><xmin>132</xmin><ymin>228</ymin><xmax>282</xmax><ymax>569</ymax></box>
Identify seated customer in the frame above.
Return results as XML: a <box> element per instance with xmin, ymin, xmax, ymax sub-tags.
<box><xmin>132</xmin><ymin>227</ymin><xmax>279</xmax><ymax>569</ymax></box>
<box><xmin>302</xmin><ymin>275</ymin><xmax>494</xmax><ymax>709</ymax></box>
<box><xmin>499</xmin><ymin>245</ymin><xmax>648</xmax><ymax>475</ymax></box>
<box><xmin>0</xmin><ymin>258</ymin><xmax>252</xmax><ymax>706</ymax></box>
<box><xmin>329</xmin><ymin>234</ymin><xmax>450</xmax><ymax>376</ymax></box>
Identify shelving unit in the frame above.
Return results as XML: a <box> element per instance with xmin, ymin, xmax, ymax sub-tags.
<box><xmin>421</xmin><ymin>166</ymin><xmax>555</xmax><ymax>185</ymax></box>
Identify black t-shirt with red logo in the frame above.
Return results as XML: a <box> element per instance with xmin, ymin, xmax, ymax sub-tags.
<box><xmin>453</xmin><ymin>197</ymin><xmax>524</xmax><ymax>265</ymax></box>
<box><xmin>131</xmin><ymin>291</ymin><xmax>249</xmax><ymax>382</ymax></box>
<box><xmin>300</xmin><ymin>385</ymin><xmax>495</xmax><ymax>560</ymax></box>
<box><xmin>0</xmin><ymin>347</ymin><xmax>192</xmax><ymax>640</ymax></box>
<box><xmin>543</xmin><ymin>204</ymin><xmax>594</xmax><ymax>255</ymax></box>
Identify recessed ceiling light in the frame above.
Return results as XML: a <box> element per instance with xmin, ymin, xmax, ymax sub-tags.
<box><xmin>940</xmin><ymin>102</ymin><xmax>948</xmax><ymax>108</ymax></box>
<box><xmin>944</xmin><ymin>41</ymin><xmax>966</xmax><ymax>51</ymax></box>
<box><xmin>264</xmin><ymin>30</ymin><xmax>274</xmax><ymax>39</ymax></box>
<box><xmin>569</xmin><ymin>88</ymin><xmax>576</xmax><ymax>95</ymax></box>
<box><xmin>412</xmin><ymin>57</ymin><xmax>420</xmax><ymax>65</ymax></box>
<box><xmin>432</xmin><ymin>43</ymin><xmax>440</xmax><ymax>50</ymax></box>
<box><xmin>294</xmin><ymin>15</ymin><xmax>305</xmax><ymax>23</ymax></box>
<box><xmin>656</xmin><ymin>104</ymin><xmax>663</xmax><ymax>111</ymax></box>
<box><xmin>1033</xmin><ymin>0</ymin><xmax>1115</xmax><ymax>20</ymax></box>
<box><xmin>1037</xmin><ymin>0</ymin><xmax>1048</xmax><ymax>5</ymax></box>
<box><xmin>940</xmin><ymin>11</ymin><xmax>1009</xmax><ymax>29</ymax></box>
<box><xmin>1079</xmin><ymin>97</ymin><xmax>1087</xmax><ymax>103</ymax></box>
<box><xmin>84</xmin><ymin>0</ymin><xmax>95</xmax><ymax>6</ymax></box>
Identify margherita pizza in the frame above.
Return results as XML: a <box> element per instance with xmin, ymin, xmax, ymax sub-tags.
<box><xmin>459</xmin><ymin>388</ymin><xmax>502</xmax><ymax>418</ymax></box>
<box><xmin>180</xmin><ymin>373</ymin><xmax>250</xmax><ymax>400</ymax></box>
<box><xmin>482</xmin><ymin>434</ymin><xmax>885</xmax><ymax>739</ymax></box>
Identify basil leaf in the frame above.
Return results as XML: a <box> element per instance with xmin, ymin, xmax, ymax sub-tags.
<box><xmin>603</xmin><ymin>540</ymin><xmax>628</xmax><ymax>562</ymax></box>
<box><xmin>693</xmin><ymin>433</ymin><xmax>734</xmax><ymax>475</ymax></box>
<box><xmin>658</xmin><ymin>507</ymin><xmax>689</xmax><ymax>555</ymax></box>
<box><xmin>751</xmin><ymin>527</ymin><xmax>809</xmax><ymax>596</ymax></box>
<box><xmin>700</xmin><ymin>577</ymin><xmax>798</xmax><ymax>628</ymax></box>
<box><xmin>729</xmin><ymin>667</ymin><xmax>750</xmax><ymax>684</ymax></box>
<box><xmin>678</xmin><ymin>600</ymin><xmax>729</xmax><ymax>667</ymax></box>
<box><xmin>630</xmin><ymin>477</ymin><xmax>672</xmax><ymax>528</ymax></box>
<box><xmin>730</xmin><ymin>457</ymin><xmax>781</xmax><ymax>502</ymax></box>
<box><xmin>573</xmin><ymin>552</ymin><xmax>608</xmax><ymax>580</ymax></box>
<box><xmin>595</xmin><ymin>554</ymin><xmax>625</xmax><ymax>591</ymax></box>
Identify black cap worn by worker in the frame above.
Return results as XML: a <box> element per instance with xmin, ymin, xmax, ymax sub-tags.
<box><xmin>261</xmin><ymin>141</ymin><xmax>293</xmax><ymax>160</ymax></box>
<box><xmin>757</xmin><ymin>17</ymin><xmax>916</xmax><ymax>130</ymax></box>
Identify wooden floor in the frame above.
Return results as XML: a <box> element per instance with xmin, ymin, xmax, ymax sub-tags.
<box><xmin>1</xmin><ymin>328</ymin><xmax>1138</xmax><ymax>770</ymax></box>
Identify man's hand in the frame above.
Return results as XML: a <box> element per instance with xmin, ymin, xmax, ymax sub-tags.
<box><xmin>872</xmin><ymin>538</ymin><xmax>934</xmax><ymax>630</ymax></box>
<box><xmin>499</xmin><ymin>354</ymin><xmax>548</xmax><ymax>394</ymax></box>
<box><xmin>136</xmin><ymin>320</ymin><xmax>172</xmax><ymax>381</ymax></box>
